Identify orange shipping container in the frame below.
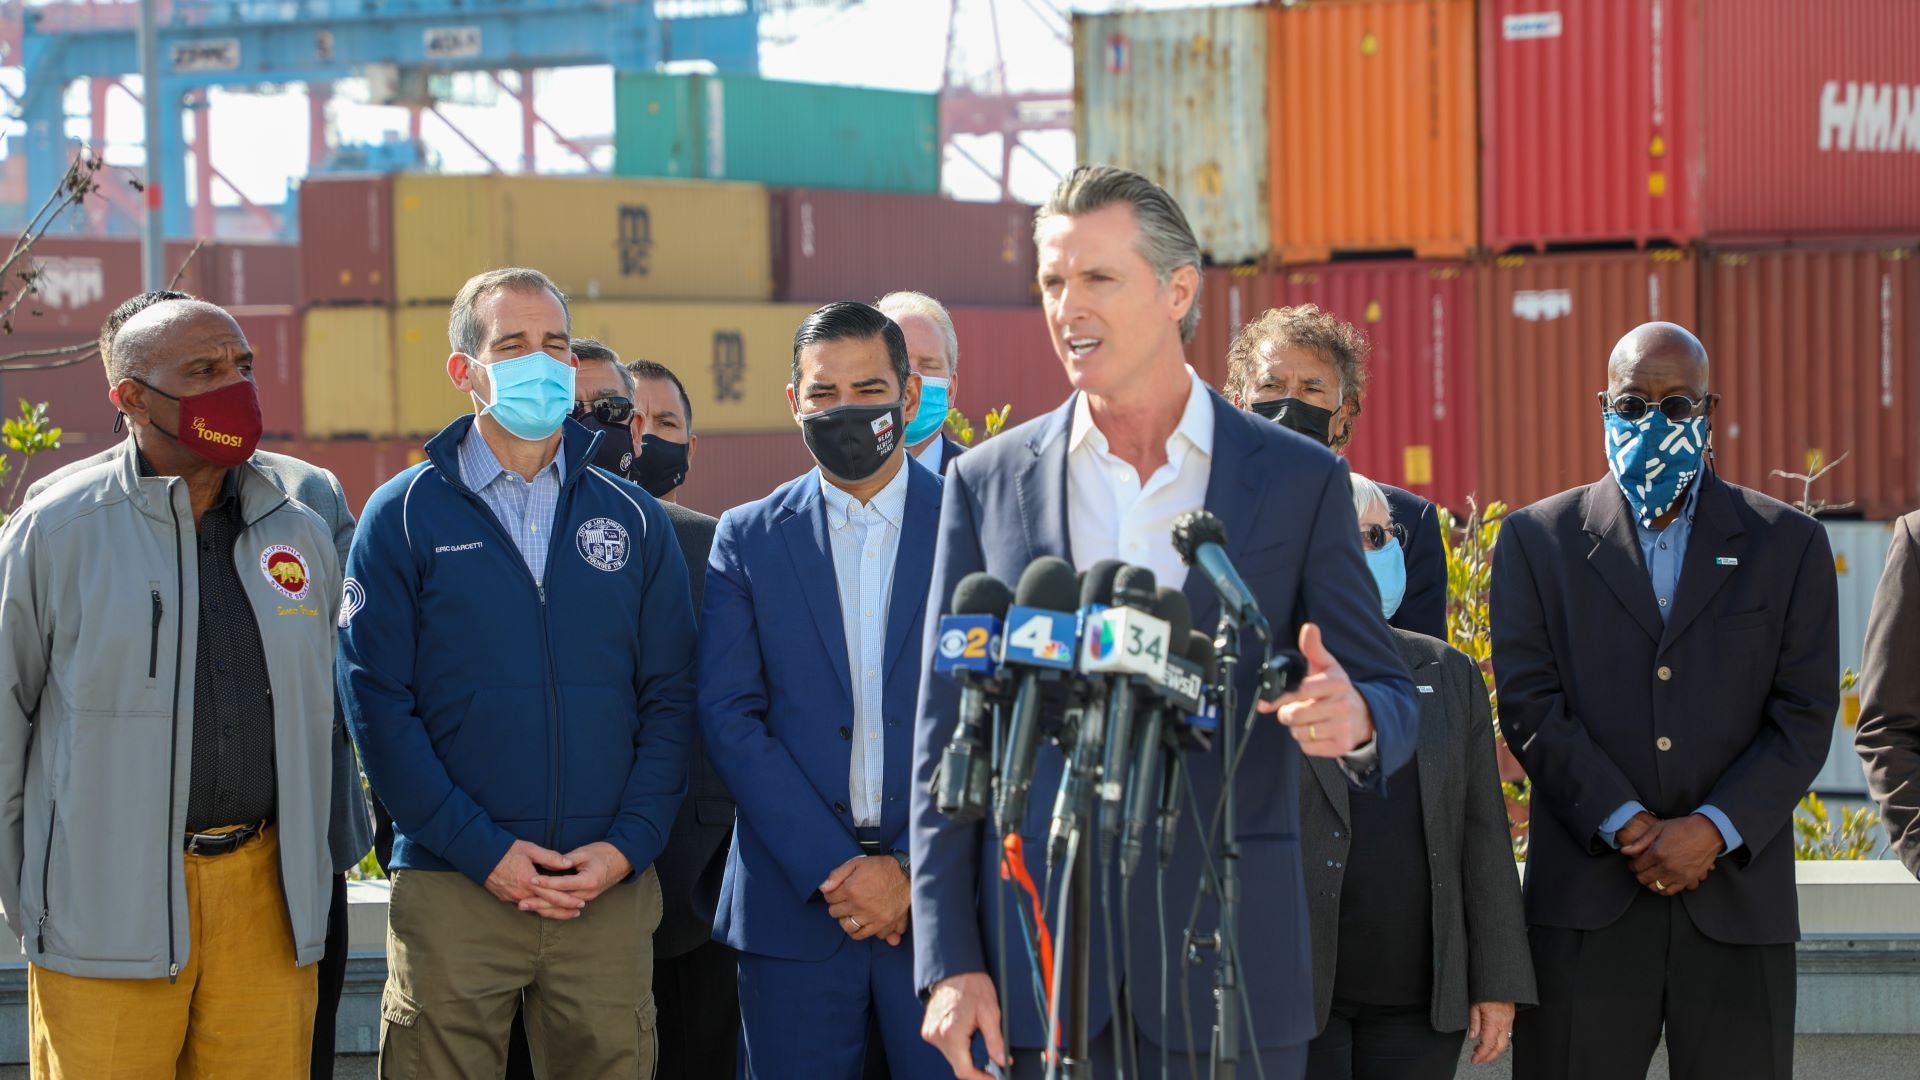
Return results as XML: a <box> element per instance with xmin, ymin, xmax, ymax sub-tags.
<box><xmin>1702</xmin><ymin>247</ymin><xmax>1920</xmax><ymax>520</ymax></box>
<box><xmin>1477</xmin><ymin>250</ymin><xmax>1698</xmax><ymax>511</ymax></box>
<box><xmin>1269</xmin><ymin>0</ymin><xmax>1478</xmax><ymax>263</ymax></box>
<box><xmin>1185</xmin><ymin>265</ymin><xmax>1285</xmax><ymax>390</ymax></box>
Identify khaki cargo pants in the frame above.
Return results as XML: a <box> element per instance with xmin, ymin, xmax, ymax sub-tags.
<box><xmin>379</xmin><ymin>865</ymin><xmax>661</xmax><ymax>1080</ymax></box>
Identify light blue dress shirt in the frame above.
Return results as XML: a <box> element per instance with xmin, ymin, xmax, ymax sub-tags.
<box><xmin>458</xmin><ymin>429</ymin><xmax>566</xmax><ymax>586</ymax></box>
<box><xmin>1598</xmin><ymin>479</ymin><xmax>1743</xmax><ymax>855</ymax></box>
<box><xmin>822</xmin><ymin>463</ymin><xmax>910</xmax><ymax>829</ymax></box>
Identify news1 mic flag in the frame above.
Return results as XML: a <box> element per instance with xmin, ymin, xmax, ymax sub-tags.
<box><xmin>932</xmin><ymin>571</ymin><xmax>1014</xmax><ymax>824</ymax></box>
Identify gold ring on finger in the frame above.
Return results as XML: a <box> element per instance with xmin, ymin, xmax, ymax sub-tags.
<box><xmin>1309</xmin><ymin>723</ymin><xmax>1319</xmax><ymax>740</ymax></box>
<box><xmin>1654</xmin><ymin>880</ymin><xmax>1665</xmax><ymax>892</ymax></box>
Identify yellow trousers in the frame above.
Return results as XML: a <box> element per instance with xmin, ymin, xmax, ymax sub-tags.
<box><xmin>28</xmin><ymin>825</ymin><xmax>318</xmax><ymax>1079</ymax></box>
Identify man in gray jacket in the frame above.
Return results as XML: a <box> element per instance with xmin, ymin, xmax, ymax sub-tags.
<box><xmin>28</xmin><ymin>290</ymin><xmax>375</xmax><ymax>1078</ymax></box>
<box><xmin>0</xmin><ymin>297</ymin><xmax>340</xmax><ymax>1075</ymax></box>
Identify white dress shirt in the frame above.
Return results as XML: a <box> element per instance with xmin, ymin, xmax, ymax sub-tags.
<box><xmin>822</xmin><ymin>462</ymin><xmax>911</xmax><ymax>828</ymax></box>
<box><xmin>1067</xmin><ymin>367</ymin><xmax>1215</xmax><ymax>591</ymax></box>
<box><xmin>913</xmin><ymin>433</ymin><xmax>945</xmax><ymax>472</ymax></box>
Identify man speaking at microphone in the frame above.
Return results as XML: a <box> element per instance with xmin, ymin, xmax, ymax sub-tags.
<box><xmin>910</xmin><ymin>165</ymin><xmax>1418</xmax><ymax>1078</ymax></box>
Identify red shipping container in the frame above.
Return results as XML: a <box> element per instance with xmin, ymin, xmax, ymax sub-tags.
<box><xmin>197</xmin><ymin>242</ymin><xmax>303</xmax><ymax>309</ymax></box>
<box><xmin>0</xmin><ymin>333</ymin><xmax>119</xmax><ymax>443</ymax></box>
<box><xmin>1702</xmin><ymin>246</ymin><xmax>1920</xmax><ymax>519</ymax></box>
<box><xmin>946</xmin><ymin>306</ymin><xmax>1072</xmax><ymax>434</ymax></box>
<box><xmin>1186</xmin><ymin>264</ymin><xmax>1285</xmax><ymax>391</ymax></box>
<box><xmin>0</xmin><ymin>235</ymin><xmax>207</xmax><ymax>340</ymax></box>
<box><xmin>257</xmin><ymin>437</ymin><xmax>426</xmax><ymax>516</ymax></box>
<box><xmin>676</xmin><ymin>431</ymin><xmax>816</xmax><ymax>518</ymax></box>
<box><xmin>1281</xmin><ymin>261</ymin><xmax>1480</xmax><ymax>513</ymax></box>
<box><xmin>1481</xmin><ymin>0</ymin><xmax>1920</xmax><ymax>252</ymax></box>
<box><xmin>771</xmin><ymin>190</ymin><xmax>1038</xmax><ymax>307</ymax></box>
<box><xmin>297</xmin><ymin>175</ymin><xmax>397</xmax><ymax>307</ymax></box>
<box><xmin>1477</xmin><ymin>249</ymin><xmax>1698</xmax><ymax>511</ymax></box>
<box><xmin>231</xmin><ymin>307</ymin><xmax>303</xmax><ymax>439</ymax></box>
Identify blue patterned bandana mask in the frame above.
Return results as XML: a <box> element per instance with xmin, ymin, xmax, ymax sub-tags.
<box><xmin>1604</xmin><ymin>410</ymin><xmax>1708</xmax><ymax>528</ymax></box>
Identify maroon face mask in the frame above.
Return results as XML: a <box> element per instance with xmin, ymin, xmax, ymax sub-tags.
<box><xmin>133</xmin><ymin>377</ymin><xmax>263</xmax><ymax>467</ymax></box>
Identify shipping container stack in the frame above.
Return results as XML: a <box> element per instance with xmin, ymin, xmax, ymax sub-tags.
<box><xmin>0</xmin><ymin>235</ymin><xmax>304</xmax><ymax>490</ymax></box>
<box><xmin>284</xmin><ymin>72</ymin><xmax>1057</xmax><ymax>517</ymax></box>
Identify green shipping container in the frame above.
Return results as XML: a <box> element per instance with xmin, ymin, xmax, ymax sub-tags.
<box><xmin>615</xmin><ymin>73</ymin><xmax>941</xmax><ymax>194</ymax></box>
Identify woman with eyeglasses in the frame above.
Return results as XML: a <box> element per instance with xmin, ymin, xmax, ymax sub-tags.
<box><xmin>1301</xmin><ymin>472</ymin><xmax>1537</xmax><ymax>1080</ymax></box>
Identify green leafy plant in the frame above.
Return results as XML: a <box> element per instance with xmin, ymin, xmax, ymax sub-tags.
<box><xmin>947</xmin><ymin>404</ymin><xmax>1012</xmax><ymax>447</ymax></box>
<box><xmin>1438</xmin><ymin>499</ymin><xmax>1529</xmax><ymax>859</ymax></box>
<box><xmin>0</xmin><ymin>399</ymin><xmax>62</xmax><ymax>526</ymax></box>
<box><xmin>1794</xmin><ymin>791</ymin><xmax>1885</xmax><ymax>860</ymax></box>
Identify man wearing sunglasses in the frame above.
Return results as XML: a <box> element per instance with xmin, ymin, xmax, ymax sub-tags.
<box><xmin>1490</xmin><ymin>321</ymin><xmax>1837</xmax><ymax>1079</ymax></box>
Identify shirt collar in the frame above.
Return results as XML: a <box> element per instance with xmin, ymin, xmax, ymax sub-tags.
<box><xmin>821</xmin><ymin>457</ymin><xmax>911</xmax><ymax>532</ymax></box>
<box><xmin>1069</xmin><ymin>366</ymin><xmax>1215</xmax><ymax>460</ymax></box>
<box><xmin>460</xmin><ymin>426</ymin><xmax>565</xmax><ymax>490</ymax></box>
<box><xmin>914</xmin><ymin>433</ymin><xmax>945</xmax><ymax>471</ymax></box>
<box><xmin>1636</xmin><ymin>472</ymin><xmax>1703</xmax><ymax>538</ymax></box>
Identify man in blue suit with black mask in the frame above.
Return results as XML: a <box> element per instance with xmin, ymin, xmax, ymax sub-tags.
<box><xmin>699</xmin><ymin>302</ymin><xmax>951</xmax><ymax>1078</ymax></box>
<box><xmin>909</xmin><ymin>165</ymin><xmax>1418</xmax><ymax>1078</ymax></box>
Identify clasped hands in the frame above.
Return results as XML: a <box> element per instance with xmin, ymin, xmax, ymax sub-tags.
<box><xmin>1616</xmin><ymin>811</ymin><xmax>1723</xmax><ymax>895</ymax></box>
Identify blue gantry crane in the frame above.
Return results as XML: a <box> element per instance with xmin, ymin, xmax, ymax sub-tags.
<box><xmin>13</xmin><ymin>0</ymin><xmax>761</xmax><ymax>236</ymax></box>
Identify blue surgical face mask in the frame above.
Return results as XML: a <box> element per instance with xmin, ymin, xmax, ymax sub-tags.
<box><xmin>473</xmin><ymin>351</ymin><xmax>576</xmax><ymax>442</ymax></box>
<box><xmin>905</xmin><ymin>375</ymin><xmax>950</xmax><ymax>446</ymax></box>
<box><xmin>1364</xmin><ymin>537</ymin><xmax>1406</xmax><ymax>621</ymax></box>
<box><xmin>1604</xmin><ymin>409</ymin><xmax>1708</xmax><ymax>528</ymax></box>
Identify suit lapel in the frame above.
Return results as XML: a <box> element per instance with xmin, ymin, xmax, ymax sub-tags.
<box><xmin>1658</xmin><ymin>473</ymin><xmax>1747</xmax><ymax>652</ymax></box>
<box><xmin>1307</xmin><ymin>755</ymin><xmax>1350</xmax><ymax>828</ymax></box>
<box><xmin>883</xmin><ymin>463</ymin><xmax>940</xmax><ymax>673</ymax></box>
<box><xmin>1183</xmin><ymin>395</ymin><xmax>1270</xmax><ymax>636</ymax></box>
<box><xmin>777</xmin><ymin>474</ymin><xmax>854</xmax><ymax>702</ymax></box>
<box><xmin>1412</xmin><ymin>658</ymin><xmax>1449</xmax><ymax>842</ymax></box>
<box><xmin>1020</xmin><ymin>398</ymin><xmax>1076</xmax><ymax>567</ymax></box>
<box><xmin>1582</xmin><ymin>480</ymin><xmax>1666</xmax><ymax>644</ymax></box>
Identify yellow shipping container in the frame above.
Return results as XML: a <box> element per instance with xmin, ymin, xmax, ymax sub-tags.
<box><xmin>389</xmin><ymin>174</ymin><xmax>774</xmax><ymax>307</ymax></box>
<box><xmin>302</xmin><ymin>307</ymin><xmax>396</xmax><ymax>437</ymax></box>
<box><xmin>570</xmin><ymin>301</ymin><xmax>818</xmax><ymax>434</ymax></box>
<box><xmin>495</xmin><ymin>176</ymin><xmax>773</xmax><ymax>304</ymax></box>
<box><xmin>393</xmin><ymin>307</ymin><xmax>473</xmax><ymax>437</ymax></box>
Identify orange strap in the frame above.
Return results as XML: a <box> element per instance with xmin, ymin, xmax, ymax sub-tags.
<box><xmin>999</xmin><ymin>834</ymin><xmax>1061</xmax><ymax>1053</ymax></box>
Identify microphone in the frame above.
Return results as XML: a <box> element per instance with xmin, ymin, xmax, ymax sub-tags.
<box><xmin>1117</xmin><ymin>587</ymin><xmax>1193</xmax><ymax>876</ymax></box>
<box><xmin>1159</xmin><ymin>632</ymin><xmax>1219</xmax><ymax>869</ymax></box>
<box><xmin>1069</xmin><ymin>559</ymin><xmax>1127</xmax><ymax>723</ymax></box>
<box><xmin>994</xmin><ymin>556</ymin><xmax>1081</xmax><ymax>838</ymax></box>
<box><xmin>932</xmin><ymin>572</ymin><xmax>1014</xmax><ymax>824</ymax></box>
<box><xmin>1172</xmin><ymin>510</ymin><xmax>1270</xmax><ymax>643</ymax></box>
<box><xmin>1100</xmin><ymin>583</ymin><xmax>1188</xmax><ymax>838</ymax></box>
<box><xmin>1053</xmin><ymin>564</ymin><xmax>1165</xmax><ymax>863</ymax></box>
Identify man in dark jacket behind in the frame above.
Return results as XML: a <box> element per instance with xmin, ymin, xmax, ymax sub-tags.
<box><xmin>339</xmin><ymin>267</ymin><xmax>695</xmax><ymax>1078</ymax></box>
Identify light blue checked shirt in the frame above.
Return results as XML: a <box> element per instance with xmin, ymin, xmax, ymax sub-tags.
<box><xmin>821</xmin><ymin>462</ymin><xmax>910</xmax><ymax>828</ymax></box>
<box><xmin>458</xmin><ymin>429</ymin><xmax>566</xmax><ymax>586</ymax></box>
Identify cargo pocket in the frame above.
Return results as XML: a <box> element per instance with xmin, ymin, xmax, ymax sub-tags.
<box><xmin>636</xmin><ymin>996</ymin><xmax>659</xmax><ymax>1080</ymax></box>
<box><xmin>379</xmin><ymin>985</ymin><xmax>422</xmax><ymax>1080</ymax></box>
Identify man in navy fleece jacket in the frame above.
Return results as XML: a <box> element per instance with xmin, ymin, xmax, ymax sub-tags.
<box><xmin>338</xmin><ymin>267</ymin><xmax>695</xmax><ymax>1078</ymax></box>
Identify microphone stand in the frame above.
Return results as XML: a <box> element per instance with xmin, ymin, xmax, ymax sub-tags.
<box><xmin>1204</xmin><ymin>612</ymin><xmax>1245</xmax><ymax>1080</ymax></box>
<box><xmin>1047</xmin><ymin>707</ymin><xmax>1099</xmax><ymax>1080</ymax></box>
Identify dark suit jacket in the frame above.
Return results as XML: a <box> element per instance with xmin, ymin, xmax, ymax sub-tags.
<box><xmin>1491</xmin><ymin>473</ymin><xmax>1837</xmax><ymax>945</ymax></box>
<box><xmin>27</xmin><ymin>442</ymin><xmax>376</xmax><ymax>875</ymax></box>
<box><xmin>935</xmin><ymin>433</ymin><xmax>966</xmax><ymax>477</ymax></box>
<box><xmin>909</xmin><ymin>389</ymin><xmax>1418</xmax><ymax>1053</ymax></box>
<box><xmin>698</xmin><ymin>459</ymin><xmax>941</xmax><ymax>962</ymax></box>
<box><xmin>1301</xmin><ymin>629</ymin><xmax>1535</xmax><ymax>1035</ymax></box>
<box><xmin>1382</xmin><ymin>483</ymin><xmax>1447</xmax><ymax>640</ymax></box>
<box><xmin>1856</xmin><ymin>511</ymin><xmax>1920</xmax><ymax>875</ymax></box>
<box><xmin>652</xmin><ymin>499</ymin><xmax>734</xmax><ymax>957</ymax></box>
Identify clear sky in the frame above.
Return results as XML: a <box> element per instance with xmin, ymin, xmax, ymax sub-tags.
<box><xmin>0</xmin><ymin>0</ymin><xmax>1251</xmax><ymax>219</ymax></box>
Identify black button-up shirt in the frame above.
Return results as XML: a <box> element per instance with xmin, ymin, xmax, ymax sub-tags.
<box><xmin>175</xmin><ymin>466</ymin><xmax>278</xmax><ymax>832</ymax></box>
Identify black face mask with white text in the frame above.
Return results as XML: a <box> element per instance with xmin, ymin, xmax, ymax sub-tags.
<box><xmin>801</xmin><ymin>401</ymin><xmax>902</xmax><ymax>483</ymax></box>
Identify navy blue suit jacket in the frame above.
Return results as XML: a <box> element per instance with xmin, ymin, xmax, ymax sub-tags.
<box><xmin>1382</xmin><ymin>482</ymin><xmax>1447</xmax><ymax>640</ymax></box>
<box><xmin>908</xmin><ymin>390</ymin><xmax>1418</xmax><ymax>1052</ymax></box>
<box><xmin>698</xmin><ymin>458</ymin><xmax>942</xmax><ymax>963</ymax></box>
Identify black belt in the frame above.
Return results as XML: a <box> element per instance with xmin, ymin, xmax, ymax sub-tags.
<box><xmin>183</xmin><ymin>821</ymin><xmax>266</xmax><ymax>857</ymax></box>
<box><xmin>855</xmin><ymin>825</ymin><xmax>884</xmax><ymax>856</ymax></box>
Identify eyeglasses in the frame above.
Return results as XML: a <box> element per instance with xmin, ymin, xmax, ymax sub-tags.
<box><xmin>1361</xmin><ymin>522</ymin><xmax>1407</xmax><ymax>552</ymax></box>
<box><xmin>1597</xmin><ymin>392</ymin><xmax>1714</xmax><ymax>423</ymax></box>
<box><xmin>572</xmin><ymin>397</ymin><xmax>634</xmax><ymax>425</ymax></box>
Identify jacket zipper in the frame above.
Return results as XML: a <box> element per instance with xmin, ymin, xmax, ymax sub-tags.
<box><xmin>165</xmin><ymin>491</ymin><xmax>187</xmax><ymax>982</ymax></box>
<box><xmin>149</xmin><ymin>591</ymin><xmax>163</xmax><ymax>680</ymax></box>
<box><xmin>36</xmin><ymin>800</ymin><xmax>55</xmax><ymax>953</ymax></box>
<box><xmin>442</xmin><ymin>478</ymin><xmax>575</xmax><ymax>852</ymax></box>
